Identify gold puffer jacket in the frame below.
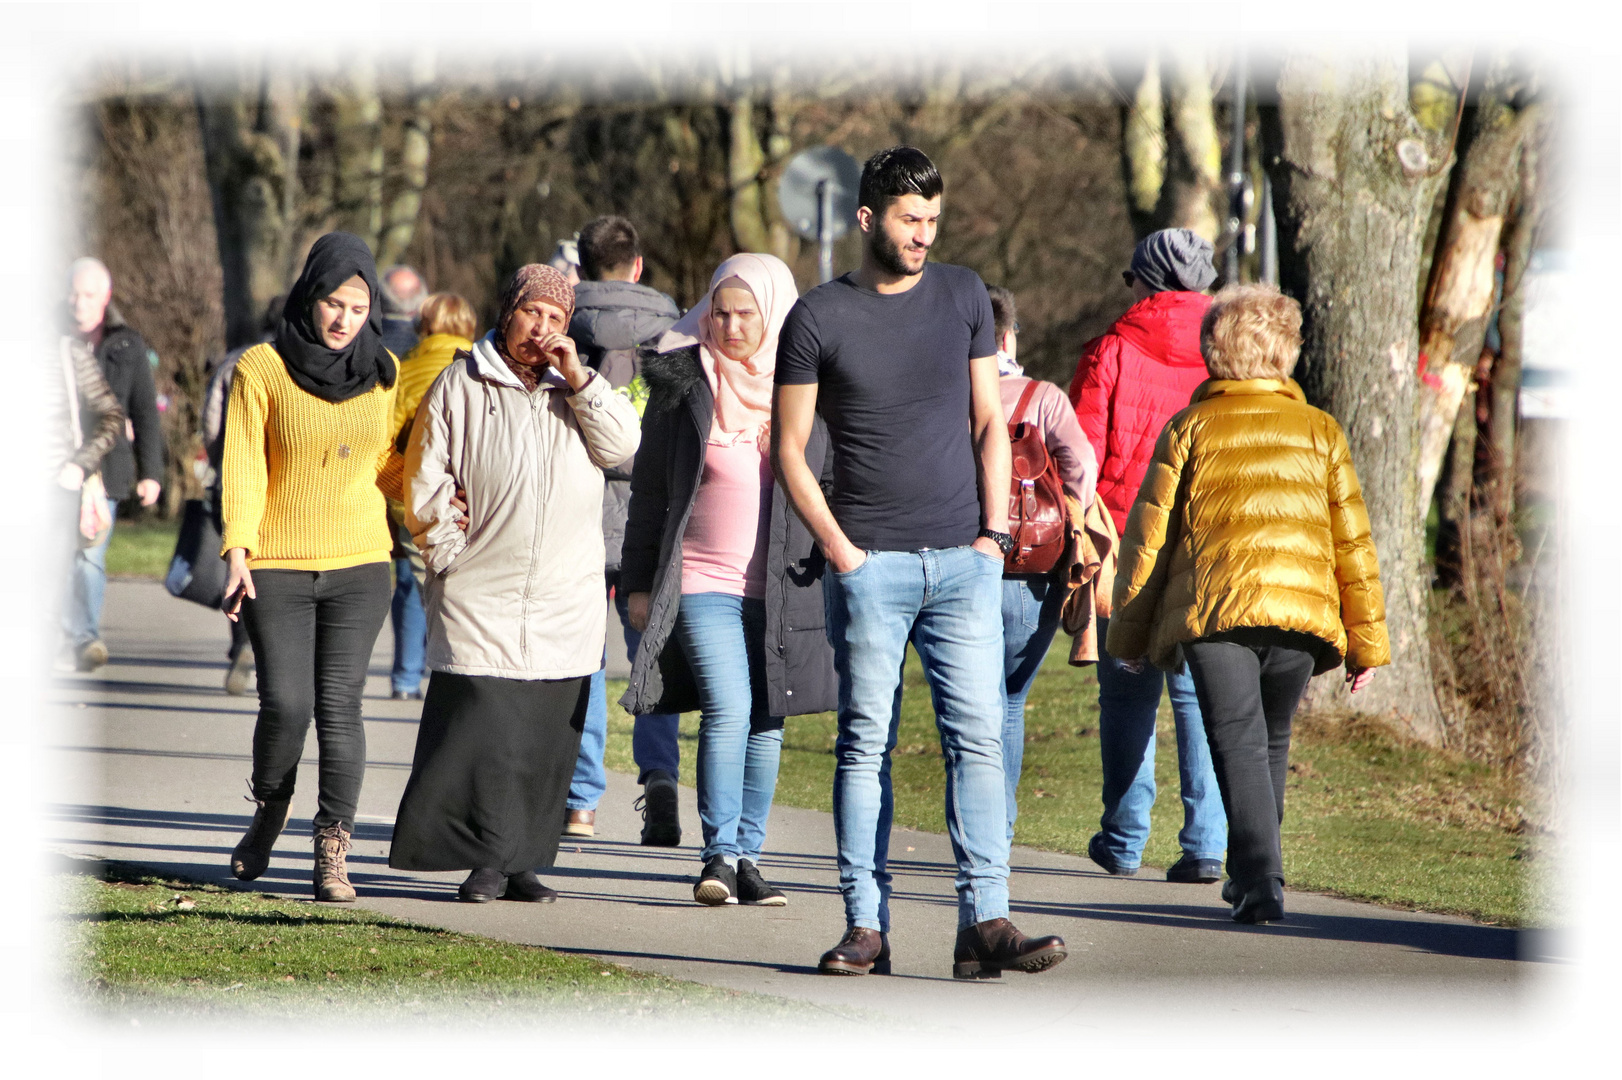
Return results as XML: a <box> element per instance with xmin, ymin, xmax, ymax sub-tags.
<box><xmin>1106</xmin><ymin>378</ymin><xmax>1390</xmax><ymax>675</ymax></box>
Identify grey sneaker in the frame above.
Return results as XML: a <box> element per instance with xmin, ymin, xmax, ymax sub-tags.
<box><xmin>224</xmin><ymin>647</ymin><xmax>254</xmax><ymax>696</ymax></box>
<box><xmin>736</xmin><ymin>859</ymin><xmax>787</xmax><ymax>906</ymax></box>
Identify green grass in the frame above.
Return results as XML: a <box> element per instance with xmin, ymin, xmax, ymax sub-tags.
<box><xmin>62</xmin><ymin>860</ymin><xmax>793</xmax><ymax>1023</ymax></box>
<box><xmin>105</xmin><ymin>517</ymin><xmax>179</xmax><ymax>579</ymax></box>
<box><xmin>605</xmin><ymin>640</ymin><xmax>1538</xmax><ymax>928</ymax></box>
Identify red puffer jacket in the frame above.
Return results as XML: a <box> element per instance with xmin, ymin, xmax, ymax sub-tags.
<box><xmin>1068</xmin><ymin>290</ymin><xmax>1212</xmax><ymax>534</ymax></box>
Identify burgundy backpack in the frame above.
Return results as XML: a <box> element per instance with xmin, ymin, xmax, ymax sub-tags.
<box><xmin>1005</xmin><ymin>379</ymin><xmax>1067</xmax><ymax>574</ymax></box>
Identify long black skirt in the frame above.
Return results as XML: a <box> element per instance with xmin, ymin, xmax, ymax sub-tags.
<box><xmin>389</xmin><ymin>671</ymin><xmax>587</xmax><ymax>874</ymax></box>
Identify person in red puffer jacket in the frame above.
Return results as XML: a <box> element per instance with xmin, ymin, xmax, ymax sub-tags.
<box><xmin>1067</xmin><ymin>228</ymin><xmax>1228</xmax><ymax>886</ymax></box>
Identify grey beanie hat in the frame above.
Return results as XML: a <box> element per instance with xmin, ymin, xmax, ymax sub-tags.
<box><xmin>1130</xmin><ymin>228</ymin><xmax>1217</xmax><ymax>294</ymax></box>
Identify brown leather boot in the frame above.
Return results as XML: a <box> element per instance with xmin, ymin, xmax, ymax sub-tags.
<box><xmin>952</xmin><ymin>917</ymin><xmax>1067</xmax><ymax>980</ymax></box>
<box><xmin>230</xmin><ymin>787</ymin><xmax>292</xmax><ymax>881</ymax></box>
<box><xmin>817</xmin><ymin>927</ymin><xmax>891</xmax><ymax>976</ymax></box>
<box><xmin>312</xmin><ymin>823</ymin><xmax>357</xmax><ymax>902</ymax></box>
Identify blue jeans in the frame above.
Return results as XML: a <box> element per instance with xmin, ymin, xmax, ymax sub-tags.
<box><xmin>1000</xmin><ymin>575</ymin><xmax>1065</xmax><ymax>843</ymax></box>
<box><xmin>675</xmin><ymin>592</ymin><xmax>783</xmax><ymax>864</ymax></box>
<box><xmin>569</xmin><ymin>576</ymin><xmax>682</xmax><ymax>811</ymax></box>
<box><xmin>389</xmin><ymin>557</ymin><xmax>427</xmax><ymax>694</ymax></box>
<box><xmin>64</xmin><ymin>496</ymin><xmax>118</xmax><ymax>649</ymax></box>
<box><xmin>826</xmin><ymin>545</ymin><xmax>1009</xmax><ymax>932</ymax></box>
<box><xmin>1095</xmin><ymin>616</ymin><xmax>1227</xmax><ymax>868</ymax></box>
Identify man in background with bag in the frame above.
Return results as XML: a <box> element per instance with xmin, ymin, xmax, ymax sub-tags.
<box><xmin>985</xmin><ymin>285</ymin><xmax>1095</xmax><ymax>845</ymax></box>
<box><xmin>63</xmin><ymin>257</ymin><xmax>165</xmax><ymax>673</ymax></box>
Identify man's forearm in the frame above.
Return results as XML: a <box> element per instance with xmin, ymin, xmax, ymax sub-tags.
<box><xmin>773</xmin><ymin>445</ymin><xmax>852</xmax><ymax>560</ymax></box>
<box><xmin>975</xmin><ymin>423</ymin><xmax>1012</xmax><ymax>533</ymax></box>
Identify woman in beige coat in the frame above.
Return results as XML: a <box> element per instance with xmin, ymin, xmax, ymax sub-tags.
<box><xmin>389</xmin><ymin>264</ymin><xmax>640</xmax><ymax>903</ymax></box>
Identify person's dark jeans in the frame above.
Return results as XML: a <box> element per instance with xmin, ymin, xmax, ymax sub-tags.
<box><xmin>241</xmin><ymin>562</ymin><xmax>391</xmax><ymax>831</ymax></box>
<box><xmin>1181</xmin><ymin>629</ymin><xmax>1317</xmax><ymax>890</ymax></box>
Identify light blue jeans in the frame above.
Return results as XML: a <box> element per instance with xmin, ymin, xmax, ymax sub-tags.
<box><xmin>825</xmin><ymin>545</ymin><xmax>1009</xmax><ymax>932</ymax></box>
<box><xmin>568</xmin><ymin>665</ymin><xmax>610</xmax><ymax>812</ymax></box>
<box><xmin>1000</xmin><ymin>575</ymin><xmax>1065</xmax><ymax>843</ymax></box>
<box><xmin>64</xmin><ymin>496</ymin><xmax>118</xmax><ymax>649</ymax></box>
<box><xmin>675</xmin><ymin>592</ymin><xmax>783</xmax><ymax>865</ymax></box>
<box><xmin>389</xmin><ymin>557</ymin><xmax>427</xmax><ymax>695</ymax></box>
<box><xmin>1095</xmin><ymin>616</ymin><xmax>1227</xmax><ymax>868</ymax></box>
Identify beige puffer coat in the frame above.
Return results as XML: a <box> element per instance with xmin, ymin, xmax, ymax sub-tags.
<box><xmin>403</xmin><ymin>334</ymin><xmax>641</xmax><ymax>680</ymax></box>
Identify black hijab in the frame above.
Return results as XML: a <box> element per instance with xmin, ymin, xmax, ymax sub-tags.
<box><xmin>274</xmin><ymin>232</ymin><xmax>397</xmax><ymax>403</ymax></box>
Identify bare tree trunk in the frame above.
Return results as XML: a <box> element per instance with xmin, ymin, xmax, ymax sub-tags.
<box><xmin>1162</xmin><ymin>48</ymin><xmax>1223</xmax><ymax>241</ymax></box>
<box><xmin>194</xmin><ymin>63</ymin><xmax>302</xmax><ymax>350</ymax></box>
<box><xmin>1261</xmin><ymin>50</ymin><xmax>1452</xmax><ymax>744</ymax></box>
<box><xmin>721</xmin><ymin>46</ymin><xmax>771</xmax><ymax>255</ymax></box>
<box><xmin>330</xmin><ymin>57</ymin><xmax>384</xmax><ymax>251</ymax></box>
<box><xmin>1415</xmin><ymin>60</ymin><xmax>1538</xmax><ymax>513</ymax></box>
<box><xmin>1480</xmin><ymin>132</ymin><xmax>1538</xmax><ymax>534</ymax></box>
<box><xmin>378</xmin><ymin>49</ymin><xmax>435</xmax><ymax>268</ymax></box>
<box><xmin>1119</xmin><ymin>53</ymin><xmax>1164</xmax><ymax>241</ymax></box>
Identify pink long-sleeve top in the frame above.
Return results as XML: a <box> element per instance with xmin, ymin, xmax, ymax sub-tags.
<box><xmin>1002</xmin><ymin>374</ymin><xmax>1097</xmax><ymax>507</ymax></box>
<box><xmin>680</xmin><ymin>439</ymin><xmax>774</xmax><ymax>598</ymax></box>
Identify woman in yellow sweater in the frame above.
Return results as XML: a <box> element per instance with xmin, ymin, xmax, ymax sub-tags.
<box><xmin>219</xmin><ymin>232</ymin><xmax>400</xmax><ymax>902</ymax></box>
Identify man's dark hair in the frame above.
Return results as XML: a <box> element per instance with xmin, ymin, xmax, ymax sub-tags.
<box><xmin>986</xmin><ymin>285</ymin><xmax>1017</xmax><ymax>342</ymax></box>
<box><xmin>858</xmin><ymin>146</ymin><xmax>943</xmax><ymax>214</ymax></box>
<box><xmin>577</xmin><ymin>216</ymin><xmax>641</xmax><ymax>281</ymax></box>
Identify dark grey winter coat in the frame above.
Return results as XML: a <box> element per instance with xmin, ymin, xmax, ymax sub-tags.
<box><xmin>618</xmin><ymin>345</ymin><xmax>838</xmax><ymax>719</ymax></box>
<box><xmin>568</xmin><ymin>279</ymin><xmax>681</xmax><ymax>570</ymax></box>
<box><xmin>84</xmin><ymin>304</ymin><xmax>165</xmax><ymax>501</ymax></box>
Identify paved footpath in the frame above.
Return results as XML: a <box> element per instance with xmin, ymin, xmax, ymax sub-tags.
<box><xmin>47</xmin><ymin>580</ymin><xmax>1553</xmax><ymax>1033</ymax></box>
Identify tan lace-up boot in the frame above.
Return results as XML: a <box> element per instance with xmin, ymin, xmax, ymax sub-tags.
<box><xmin>230</xmin><ymin>784</ymin><xmax>293</xmax><ymax>881</ymax></box>
<box><xmin>312</xmin><ymin>823</ymin><xmax>357</xmax><ymax>902</ymax></box>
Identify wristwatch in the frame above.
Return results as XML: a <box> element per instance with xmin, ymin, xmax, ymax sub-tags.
<box><xmin>978</xmin><ymin>528</ymin><xmax>1016</xmax><ymax>556</ymax></box>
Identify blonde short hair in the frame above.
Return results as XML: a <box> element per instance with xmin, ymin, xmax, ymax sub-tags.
<box><xmin>1199</xmin><ymin>284</ymin><xmax>1303</xmax><ymax>381</ymax></box>
<box><xmin>416</xmin><ymin>292</ymin><xmax>478</xmax><ymax>340</ymax></box>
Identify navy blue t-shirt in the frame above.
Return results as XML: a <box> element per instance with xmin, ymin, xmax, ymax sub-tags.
<box><xmin>775</xmin><ymin>262</ymin><xmax>997</xmax><ymax>551</ymax></box>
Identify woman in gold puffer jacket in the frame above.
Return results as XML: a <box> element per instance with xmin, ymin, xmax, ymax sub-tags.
<box><xmin>1107</xmin><ymin>283</ymin><xmax>1389</xmax><ymax>926</ymax></box>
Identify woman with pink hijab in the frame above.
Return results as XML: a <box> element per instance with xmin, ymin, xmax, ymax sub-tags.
<box><xmin>620</xmin><ymin>253</ymin><xmax>838</xmax><ymax>907</ymax></box>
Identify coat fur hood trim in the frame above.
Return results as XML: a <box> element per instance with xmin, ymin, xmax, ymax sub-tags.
<box><xmin>640</xmin><ymin>346</ymin><xmax>705</xmax><ymax>409</ymax></box>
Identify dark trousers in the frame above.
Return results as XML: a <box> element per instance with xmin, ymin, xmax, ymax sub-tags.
<box><xmin>241</xmin><ymin>562</ymin><xmax>391</xmax><ymax>831</ymax></box>
<box><xmin>1181</xmin><ymin>630</ymin><xmax>1318</xmax><ymax>888</ymax></box>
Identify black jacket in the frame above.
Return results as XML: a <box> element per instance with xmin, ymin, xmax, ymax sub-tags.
<box><xmin>619</xmin><ymin>346</ymin><xmax>838</xmax><ymax>719</ymax></box>
<box><xmin>85</xmin><ymin>305</ymin><xmax>165</xmax><ymax>500</ymax></box>
<box><xmin>569</xmin><ymin>280</ymin><xmax>681</xmax><ymax>570</ymax></box>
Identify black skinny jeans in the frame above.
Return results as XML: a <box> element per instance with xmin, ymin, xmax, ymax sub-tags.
<box><xmin>242</xmin><ymin>562</ymin><xmax>391</xmax><ymax>831</ymax></box>
<box><xmin>1181</xmin><ymin>628</ymin><xmax>1320</xmax><ymax>889</ymax></box>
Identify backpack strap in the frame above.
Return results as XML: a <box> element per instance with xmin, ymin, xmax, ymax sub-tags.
<box><xmin>1009</xmin><ymin>378</ymin><xmax>1040</xmax><ymax>428</ymax></box>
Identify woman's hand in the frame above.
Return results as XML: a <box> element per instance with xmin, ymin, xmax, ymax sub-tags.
<box><xmin>1346</xmin><ymin>665</ymin><xmax>1375</xmax><ymax>694</ymax></box>
<box><xmin>223</xmin><ymin>548</ymin><xmax>255</xmax><ymax>623</ymax></box>
<box><xmin>539</xmin><ymin>332</ymin><xmax>590</xmax><ymax>392</ymax></box>
<box><xmin>626</xmin><ymin>592</ymin><xmax>651</xmax><ymax>633</ymax></box>
<box><xmin>57</xmin><ymin>462</ymin><xmax>85</xmax><ymax>491</ymax></box>
<box><xmin>451</xmin><ymin>487</ymin><xmax>469</xmax><ymax>533</ymax></box>
<box><xmin>1117</xmin><ymin>656</ymin><xmax>1148</xmax><ymax>675</ymax></box>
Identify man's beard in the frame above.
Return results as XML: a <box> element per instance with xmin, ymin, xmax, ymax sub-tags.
<box><xmin>870</xmin><ymin>227</ymin><xmax>925</xmax><ymax>277</ymax></box>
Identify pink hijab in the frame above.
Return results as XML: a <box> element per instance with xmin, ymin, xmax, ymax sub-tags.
<box><xmin>657</xmin><ymin>252</ymin><xmax>799</xmax><ymax>447</ymax></box>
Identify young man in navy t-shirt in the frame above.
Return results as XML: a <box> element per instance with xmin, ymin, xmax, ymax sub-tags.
<box><xmin>773</xmin><ymin>146</ymin><xmax>1067</xmax><ymax>979</ymax></box>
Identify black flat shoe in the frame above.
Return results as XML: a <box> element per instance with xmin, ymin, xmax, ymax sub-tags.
<box><xmin>1087</xmin><ymin>832</ymin><xmax>1139</xmax><ymax>877</ymax></box>
<box><xmin>1166</xmin><ymin>853</ymin><xmax>1224</xmax><ymax>884</ymax></box>
<box><xmin>694</xmin><ymin>854</ymin><xmax>738</xmax><ymax>906</ymax></box>
<box><xmin>735</xmin><ymin>859</ymin><xmax>787</xmax><ymax>906</ymax></box>
<box><xmin>458</xmin><ymin>867</ymin><xmax>505</xmax><ymax>903</ymax></box>
<box><xmin>1231</xmin><ymin>878</ymin><xmax>1286</xmax><ymax>924</ymax></box>
<box><xmin>503</xmin><ymin>870</ymin><xmax>558</xmax><ymax>903</ymax></box>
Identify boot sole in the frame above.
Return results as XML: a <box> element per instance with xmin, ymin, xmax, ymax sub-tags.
<box><xmin>640</xmin><ymin>827</ymin><xmax>682</xmax><ymax>846</ymax></box>
<box><xmin>500</xmin><ymin>891</ymin><xmax>557</xmax><ymax>903</ymax></box>
<box><xmin>953</xmin><ymin>945</ymin><xmax>1068</xmax><ymax>979</ymax></box>
<box><xmin>230</xmin><ymin>859</ymin><xmax>266</xmax><ymax>882</ymax></box>
<box><xmin>740</xmin><ymin>895</ymin><xmax>788</xmax><ymax>906</ymax></box>
<box><xmin>562</xmin><ymin>824</ymin><xmax>595</xmax><ymax>837</ymax></box>
<box><xmin>1232</xmin><ymin>903</ymin><xmax>1285</xmax><ymax>924</ymax></box>
<box><xmin>315</xmin><ymin>891</ymin><xmax>357</xmax><ymax>903</ymax></box>
<box><xmin>818</xmin><ymin>957</ymin><xmax>891</xmax><ymax>976</ymax></box>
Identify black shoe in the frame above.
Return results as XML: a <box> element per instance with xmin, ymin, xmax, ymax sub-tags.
<box><xmin>1087</xmin><ymin>833</ymin><xmax>1139</xmax><ymax>877</ymax></box>
<box><xmin>1221</xmin><ymin>878</ymin><xmax>1239</xmax><ymax>904</ymax></box>
<box><xmin>503</xmin><ymin>870</ymin><xmax>558</xmax><ymax>903</ymax></box>
<box><xmin>1231</xmin><ymin>878</ymin><xmax>1286</xmax><ymax>924</ymax></box>
<box><xmin>1166</xmin><ymin>853</ymin><xmax>1224</xmax><ymax>884</ymax></box>
<box><xmin>458</xmin><ymin>867</ymin><xmax>505</xmax><ymax>903</ymax></box>
<box><xmin>817</xmin><ymin>927</ymin><xmax>891</xmax><ymax>976</ymax></box>
<box><xmin>735</xmin><ymin>859</ymin><xmax>787</xmax><ymax>906</ymax></box>
<box><xmin>390</xmin><ymin>689</ymin><xmax>423</xmax><ymax>701</ymax></box>
<box><xmin>693</xmin><ymin>854</ymin><xmax>738</xmax><ymax>906</ymax></box>
<box><xmin>636</xmin><ymin>771</ymin><xmax>682</xmax><ymax>846</ymax></box>
<box><xmin>953</xmin><ymin>918</ymin><xmax>1068</xmax><ymax>980</ymax></box>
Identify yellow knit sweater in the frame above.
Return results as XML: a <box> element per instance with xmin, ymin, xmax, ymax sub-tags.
<box><xmin>391</xmin><ymin>333</ymin><xmax>472</xmax><ymax>442</ymax></box>
<box><xmin>221</xmin><ymin>343</ymin><xmax>400</xmax><ymax>571</ymax></box>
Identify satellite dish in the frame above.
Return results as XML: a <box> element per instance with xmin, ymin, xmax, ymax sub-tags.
<box><xmin>778</xmin><ymin>146</ymin><xmax>861</xmax><ymax>282</ymax></box>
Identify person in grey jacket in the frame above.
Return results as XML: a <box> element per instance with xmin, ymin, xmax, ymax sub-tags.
<box><xmin>391</xmin><ymin>264</ymin><xmax>641</xmax><ymax>904</ymax></box>
<box><xmin>562</xmin><ymin>215</ymin><xmax>685</xmax><ymax>845</ymax></box>
<box><xmin>620</xmin><ymin>253</ymin><xmax>837</xmax><ymax>908</ymax></box>
<box><xmin>50</xmin><ymin>335</ymin><xmax>124</xmax><ymax>637</ymax></box>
